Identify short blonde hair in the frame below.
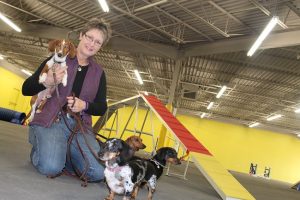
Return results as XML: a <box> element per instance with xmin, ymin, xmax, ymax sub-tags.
<box><xmin>81</xmin><ymin>18</ymin><xmax>112</xmax><ymax>46</ymax></box>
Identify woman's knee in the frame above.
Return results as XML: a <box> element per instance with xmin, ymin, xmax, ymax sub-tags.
<box><xmin>87</xmin><ymin>164</ymin><xmax>105</xmax><ymax>182</ymax></box>
<box><xmin>36</xmin><ymin>158</ymin><xmax>64</xmax><ymax>176</ymax></box>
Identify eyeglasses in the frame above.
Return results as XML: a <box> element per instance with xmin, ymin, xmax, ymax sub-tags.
<box><xmin>83</xmin><ymin>34</ymin><xmax>102</xmax><ymax>47</ymax></box>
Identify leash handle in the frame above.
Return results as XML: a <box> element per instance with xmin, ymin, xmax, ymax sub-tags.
<box><xmin>71</xmin><ymin>92</ymin><xmax>76</xmax><ymax>108</ymax></box>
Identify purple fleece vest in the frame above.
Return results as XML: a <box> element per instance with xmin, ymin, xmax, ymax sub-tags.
<box><xmin>30</xmin><ymin>56</ymin><xmax>103</xmax><ymax>128</ymax></box>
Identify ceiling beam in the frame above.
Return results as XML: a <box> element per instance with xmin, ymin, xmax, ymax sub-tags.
<box><xmin>170</xmin><ymin>0</ymin><xmax>230</xmax><ymax>38</ymax></box>
<box><xmin>248</xmin><ymin>0</ymin><xmax>288</xmax><ymax>29</ymax></box>
<box><xmin>286</xmin><ymin>1</ymin><xmax>300</xmax><ymax>18</ymax></box>
<box><xmin>142</xmin><ymin>0</ymin><xmax>213</xmax><ymax>41</ymax></box>
<box><xmin>0</xmin><ymin>22</ymin><xmax>178</xmax><ymax>59</ymax></box>
<box><xmin>207</xmin><ymin>0</ymin><xmax>255</xmax><ymax>34</ymax></box>
<box><xmin>111</xmin><ymin>4</ymin><xmax>184</xmax><ymax>43</ymax></box>
<box><xmin>168</xmin><ymin>58</ymin><xmax>182</xmax><ymax>105</ymax></box>
<box><xmin>183</xmin><ymin>29</ymin><xmax>300</xmax><ymax>56</ymax></box>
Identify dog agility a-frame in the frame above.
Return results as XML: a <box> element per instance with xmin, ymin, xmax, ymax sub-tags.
<box><xmin>94</xmin><ymin>94</ymin><xmax>255</xmax><ymax>200</ymax></box>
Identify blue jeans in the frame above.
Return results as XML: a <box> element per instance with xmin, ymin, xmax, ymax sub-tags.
<box><xmin>28</xmin><ymin>115</ymin><xmax>104</xmax><ymax>182</ymax></box>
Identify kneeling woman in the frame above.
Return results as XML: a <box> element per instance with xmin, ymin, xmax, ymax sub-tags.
<box><xmin>22</xmin><ymin>18</ymin><xmax>111</xmax><ymax>182</ymax></box>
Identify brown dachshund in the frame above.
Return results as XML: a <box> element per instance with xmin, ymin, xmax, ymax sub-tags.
<box><xmin>26</xmin><ymin>39</ymin><xmax>76</xmax><ymax>122</ymax></box>
<box><xmin>125</xmin><ymin>135</ymin><xmax>146</xmax><ymax>153</ymax></box>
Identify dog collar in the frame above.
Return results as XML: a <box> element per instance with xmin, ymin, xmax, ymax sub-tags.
<box><xmin>53</xmin><ymin>58</ymin><xmax>63</xmax><ymax>64</ymax></box>
<box><xmin>106</xmin><ymin>165</ymin><xmax>123</xmax><ymax>173</ymax></box>
<box><xmin>150</xmin><ymin>159</ymin><xmax>165</xmax><ymax>169</ymax></box>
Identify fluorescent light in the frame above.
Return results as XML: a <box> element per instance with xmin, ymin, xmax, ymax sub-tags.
<box><xmin>295</xmin><ymin>108</ymin><xmax>300</xmax><ymax>113</ymax></box>
<box><xmin>134</xmin><ymin>70</ymin><xmax>143</xmax><ymax>85</ymax></box>
<box><xmin>201</xmin><ymin>113</ymin><xmax>206</xmax><ymax>118</ymax></box>
<box><xmin>21</xmin><ymin>69</ymin><xmax>32</xmax><ymax>76</ymax></box>
<box><xmin>207</xmin><ymin>102</ymin><xmax>214</xmax><ymax>110</ymax></box>
<box><xmin>266</xmin><ymin>114</ymin><xmax>282</xmax><ymax>121</ymax></box>
<box><xmin>97</xmin><ymin>0</ymin><xmax>109</xmax><ymax>12</ymax></box>
<box><xmin>0</xmin><ymin>12</ymin><xmax>21</xmax><ymax>32</ymax></box>
<box><xmin>134</xmin><ymin>0</ymin><xmax>168</xmax><ymax>12</ymax></box>
<box><xmin>249</xmin><ymin>122</ymin><xmax>260</xmax><ymax>128</ymax></box>
<box><xmin>216</xmin><ymin>85</ymin><xmax>227</xmax><ymax>98</ymax></box>
<box><xmin>247</xmin><ymin>16</ymin><xmax>278</xmax><ymax>57</ymax></box>
<box><xmin>0</xmin><ymin>55</ymin><xmax>4</xmax><ymax>60</ymax></box>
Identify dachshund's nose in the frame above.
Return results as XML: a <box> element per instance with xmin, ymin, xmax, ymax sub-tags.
<box><xmin>57</xmin><ymin>53</ymin><xmax>62</xmax><ymax>57</ymax></box>
<box><xmin>98</xmin><ymin>151</ymin><xmax>104</xmax><ymax>158</ymax></box>
<box><xmin>174</xmin><ymin>158</ymin><xmax>181</xmax><ymax>165</ymax></box>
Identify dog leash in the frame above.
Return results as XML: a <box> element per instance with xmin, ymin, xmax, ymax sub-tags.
<box><xmin>52</xmin><ymin>66</ymin><xmax>105</xmax><ymax>186</ymax></box>
<box><xmin>53</xmin><ymin>74</ymin><xmax>91</xmax><ymax>186</ymax></box>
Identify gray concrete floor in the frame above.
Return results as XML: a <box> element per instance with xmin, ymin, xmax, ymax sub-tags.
<box><xmin>0</xmin><ymin>120</ymin><xmax>299</xmax><ymax>200</ymax></box>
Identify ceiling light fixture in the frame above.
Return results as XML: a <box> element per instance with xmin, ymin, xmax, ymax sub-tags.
<box><xmin>266</xmin><ymin>114</ymin><xmax>282</xmax><ymax>121</ymax></box>
<box><xmin>216</xmin><ymin>85</ymin><xmax>227</xmax><ymax>98</ymax></box>
<box><xmin>247</xmin><ymin>16</ymin><xmax>278</xmax><ymax>57</ymax></box>
<box><xmin>144</xmin><ymin>91</ymin><xmax>149</xmax><ymax>95</ymax></box>
<box><xmin>294</xmin><ymin>108</ymin><xmax>300</xmax><ymax>113</ymax></box>
<box><xmin>0</xmin><ymin>12</ymin><xmax>21</xmax><ymax>32</ymax></box>
<box><xmin>134</xmin><ymin>0</ymin><xmax>168</xmax><ymax>12</ymax></box>
<box><xmin>249</xmin><ymin>122</ymin><xmax>260</xmax><ymax>128</ymax></box>
<box><xmin>0</xmin><ymin>55</ymin><xmax>4</xmax><ymax>60</ymax></box>
<box><xmin>201</xmin><ymin>113</ymin><xmax>206</xmax><ymax>118</ymax></box>
<box><xmin>21</xmin><ymin>69</ymin><xmax>32</xmax><ymax>76</ymax></box>
<box><xmin>134</xmin><ymin>70</ymin><xmax>144</xmax><ymax>85</ymax></box>
<box><xmin>97</xmin><ymin>0</ymin><xmax>109</xmax><ymax>12</ymax></box>
<box><xmin>207</xmin><ymin>102</ymin><xmax>214</xmax><ymax>110</ymax></box>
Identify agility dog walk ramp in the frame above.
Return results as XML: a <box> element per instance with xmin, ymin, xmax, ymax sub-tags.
<box><xmin>141</xmin><ymin>95</ymin><xmax>255</xmax><ymax>200</ymax></box>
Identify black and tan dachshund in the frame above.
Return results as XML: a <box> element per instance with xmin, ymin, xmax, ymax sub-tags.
<box><xmin>98</xmin><ymin>138</ymin><xmax>181</xmax><ymax>200</ymax></box>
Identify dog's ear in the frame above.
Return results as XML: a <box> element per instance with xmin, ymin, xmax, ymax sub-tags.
<box><xmin>48</xmin><ymin>40</ymin><xmax>60</xmax><ymax>52</ymax></box>
<box><xmin>67</xmin><ymin>41</ymin><xmax>76</xmax><ymax>58</ymax></box>
<box><xmin>125</xmin><ymin>137</ymin><xmax>133</xmax><ymax>147</ymax></box>
<box><xmin>154</xmin><ymin>148</ymin><xmax>165</xmax><ymax>161</ymax></box>
<box><xmin>117</xmin><ymin>140</ymin><xmax>134</xmax><ymax>165</ymax></box>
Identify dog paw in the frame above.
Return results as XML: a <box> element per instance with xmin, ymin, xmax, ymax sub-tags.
<box><xmin>39</xmin><ymin>73</ymin><xmax>47</xmax><ymax>83</ymax></box>
<box><xmin>62</xmin><ymin>77</ymin><xmax>67</xmax><ymax>87</ymax></box>
<box><xmin>81</xmin><ymin>182</ymin><xmax>88</xmax><ymax>187</ymax></box>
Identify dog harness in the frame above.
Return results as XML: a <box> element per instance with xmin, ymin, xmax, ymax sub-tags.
<box><xmin>150</xmin><ymin>158</ymin><xmax>166</xmax><ymax>169</ymax></box>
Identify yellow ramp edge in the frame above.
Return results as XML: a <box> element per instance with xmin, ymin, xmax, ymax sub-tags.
<box><xmin>191</xmin><ymin>152</ymin><xmax>255</xmax><ymax>200</ymax></box>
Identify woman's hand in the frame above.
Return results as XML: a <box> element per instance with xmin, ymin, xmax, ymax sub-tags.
<box><xmin>66</xmin><ymin>96</ymin><xmax>87</xmax><ymax>113</ymax></box>
<box><xmin>43</xmin><ymin>64</ymin><xmax>67</xmax><ymax>87</ymax></box>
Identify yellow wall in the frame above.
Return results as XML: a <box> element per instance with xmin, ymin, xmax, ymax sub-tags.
<box><xmin>0</xmin><ymin>67</ymin><xmax>31</xmax><ymax>113</ymax></box>
<box><xmin>176</xmin><ymin>114</ymin><xmax>300</xmax><ymax>184</ymax></box>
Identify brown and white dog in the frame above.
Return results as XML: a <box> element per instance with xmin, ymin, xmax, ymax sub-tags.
<box><xmin>99</xmin><ymin>138</ymin><xmax>181</xmax><ymax>200</ymax></box>
<box><xmin>27</xmin><ymin>39</ymin><xmax>76</xmax><ymax>122</ymax></box>
<box><xmin>125</xmin><ymin>135</ymin><xmax>146</xmax><ymax>153</ymax></box>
